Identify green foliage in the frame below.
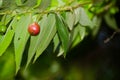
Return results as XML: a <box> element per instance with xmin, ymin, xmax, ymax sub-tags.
<box><xmin>0</xmin><ymin>18</ymin><xmax>15</xmax><ymax>56</ymax></box>
<box><xmin>26</xmin><ymin>14</ymin><xmax>57</xmax><ymax>69</ymax></box>
<box><xmin>104</xmin><ymin>12</ymin><xmax>118</xmax><ymax>30</ymax></box>
<box><xmin>65</xmin><ymin>12</ymin><xmax>75</xmax><ymax>30</ymax></box>
<box><xmin>14</xmin><ymin>14</ymin><xmax>32</xmax><ymax>73</ymax></box>
<box><xmin>55</xmin><ymin>13</ymin><xmax>69</xmax><ymax>57</ymax></box>
<box><xmin>0</xmin><ymin>44</ymin><xmax>15</xmax><ymax>80</ymax></box>
<box><xmin>0</xmin><ymin>0</ymin><xmax>119</xmax><ymax>78</ymax></box>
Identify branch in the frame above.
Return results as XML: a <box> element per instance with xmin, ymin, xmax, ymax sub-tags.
<box><xmin>104</xmin><ymin>29</ymin><xmax>120</xmax><ymax>43</ymax></box>
<box><xmin>0</xmin><ymin>1</ymin><xmax>91</xmax><ymax>15</ymax></box>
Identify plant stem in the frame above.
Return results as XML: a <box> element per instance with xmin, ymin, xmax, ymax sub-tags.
<box><xmin>0</xmin><ymin>1</ymin><xmax>91</xmax><ymax>15</ymax></box>
<box><xmin>104</xmin><ymin>29</ymin><xmax>120</xmax><ymax>43</ymax></box>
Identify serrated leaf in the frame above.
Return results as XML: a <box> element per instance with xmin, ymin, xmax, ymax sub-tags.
<box><xmin>34</xmin><ymin>14</ymin><xmax>56</xmax><ymax>62</ymax></box>
<box><xmin>55</xmin><ymin>14</ymin><xmax>69</xmax><ymax>57</ymax></box>
<box><xmin>0</xmin><ymin>17</ymin><xmax>17</xmax><ymax>56</ymax></box>
<box><xmin>78</xmin><ymin>7</ymin><xmax>93</xmax><ymax>29</ymax></box>
<box><xmin>65</xmin><ymin>12</ymin><xmax>75</xmax><ymax>30</ymax></box>
<box><xmin>104</xmin><ymin>13</ymin><xmax>118</xmax><ymax>30</ymax></box>
<box><xmin>14</xmin><ymin>14</ymin><xmax>31</xmax><ymax>73</ymax></box>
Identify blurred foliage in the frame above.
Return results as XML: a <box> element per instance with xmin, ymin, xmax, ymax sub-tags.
<box><xmin>0</xmin><ymin>0</ymin><xmax>120</xmax><ymax>79</ymax></box>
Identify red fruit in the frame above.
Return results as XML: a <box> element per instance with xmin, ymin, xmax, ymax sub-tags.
<box><xmin>28</xmin><ymin>22</ymin><xmax>40</xmax><ymax>36</ymax></box>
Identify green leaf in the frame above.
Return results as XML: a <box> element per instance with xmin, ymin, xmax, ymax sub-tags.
<box><xmin>24</xmin><ymin>0</ymin><xmax>38</xmax><ymax>7</ymax></box>
<box><xmin>1</xmin><ymin>0</ymin><xmax>17</xmax><ymax>10</ymax></box>
<box><xmin>57</xmin><ymin>45</ymin><xmax>64</xmax><ymax>57</ymax></box>
<box><xmin>55</xmin><ymin>13</ymin><xmax>69</xmax><ymax>57</ymax></box>
<box><xmin>104</xmin><ymin>13</ymin><xmax>118</xmax><ymax>30</ymax></box>
<box><xmin>33</xmin><ymin>0</ymin><xmax>42</xmax><ymax>8</ymax></box>
<box><xmin>39</xmin><ymin>0</ymin><xmax>51</xmax><ymax>11</ymax></box>
<box><xmin>62</xmin><ymin>0</ymin><xmax>68</xmax><ymax>3</ymax></box>
<box><xmin>51</xmin><ymin>0</ymin><xmax>66</xmax><ymax>8</ymax></box>
<box><xmin>25</xmin><ymin>15</ymin><xmax>47</xmax><ymax>68</ymax></box>
<box><xmin>0</xmin><ymin>0</ymin><xmax>3</xmax><ymax>7</ymax></box>
<box><xmin>53</xmin><ymin>34</ymin><xmax>64</xmax><ymax>57</ymax></box>
<box><xmin>0</xmin><ymin>35</ymin><xmax>3</xmax><ymax>42</ymax></box>
<box><xmin>77</xmin><ymin>24</ymin><xmax>86</xmax><ymax>40</ymax></box>
<box><xmin>0</xmin><ymin>17</ymin><xmax>17</xmax><ymax>56</ymax></box>
<box><xmin>50</xmin><ymin>0</ymin><xmax>70</xmax><ymax>9</ymax></box>
<box><xmin>57</xmin><ymin>0</ymin><xmax>65</xmax><ymax>6</ymax></box>
<box><xmin>1</xmin><ymin>15</ymin><xmax>13</xmax><ymax>25</ymax></box>
<box><xmin>26</xmin><ymin>14</ymin><xmax>56</xmax><ymax>67</ymax></box>
<box><xmin>34</xmin><ymin>14</ymin><xmax>56</xmax><ymax>62</ymax></box>
<box><xmin>65</xmin><ymin>12</ymin><xmax>75</xmax><ymax>30</ymax></box>
<box><xmin>92</xmin><ymin>16</ymin><xmax>101</xmax><ymax>37</ymax></box>
<box><xmin>14</xmin><ymin>14</ymin><xmax>31</xmax><ymax>73</ymax></box>
<box><xmin>78</xmin><ymin>7</ymin><xmax>93</xmax><ymax>29</ymax></box>
<box><xmin>71</xmin><ymin>24</ymin><xmax>86</xmax><ymax>48</ymax></box>
<box><xmin>0</xmin><ymin>44</ymin><xmax>15</xmax><ymax>80</ymax></box>
<box><xmin>15</xmin><ymin>0</ymin><xmax>22</xmax><ymax>6</ymax></box>
<box><xmin>71</xmin><ymin>37</ymin><xmax>80</xmax><ymax>49</ymax></box>
<box><xmin>71</xmin><ymin>34</ymin><xmax>81</xmax><ymax>49</ymax></box>
<box><xmin>74</xmin><ymin>7</ymin><xmax>81</xmax><ymax>25</ymax></box>
<box><xmin>51</xmin><ymin>0</ymin><xmax>59</xmax><ymax>8</ymax></box>
<box><xmin>53</xmin><ymin>34</ymin><xmax>60</xmax><ymax>52</ymax></box>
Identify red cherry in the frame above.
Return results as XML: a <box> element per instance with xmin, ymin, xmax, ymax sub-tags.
<box><xmin>28</xmin><ymin>22</ymin><xmax>40</xmax><ymax>36</ymax></box>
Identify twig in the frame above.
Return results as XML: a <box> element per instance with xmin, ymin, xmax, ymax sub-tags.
<box><xmin>0</xmin><ymin>1</ymin><xmax>91</xmax><ymax>15</ymax></box>
<box><xmin>104</xmin><ymin>29</ymin><xmax>120</xmax><ymax>43</ymax></box>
